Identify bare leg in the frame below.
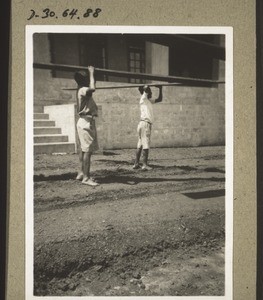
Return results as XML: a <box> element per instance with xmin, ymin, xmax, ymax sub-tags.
<box><xmin>82</xmin><ymin>152</ymin><xmax>99</xmax><ymax>186</ymax></box>
<box><xmin>142</xmin><ymin>149</ymin><xmax>148</xmax><ymax>167</ymax></box>
<box><xmin>76</xmin><ymin>150</ymin><xmax>84</xmax><ymax>180</ymax></box>
<box><xmin>133</xmin><ymin>146</ymin><xmax>142</xmax><ymax>169</ymax></box>
<box><xmin>142</xmin><ymin>149</ymin><xmax>152</xmax><ymax>170</ymax></box>
<box><xmin>83</xmin><ymin>151</ymin><xmax>92</xmax><ymax>180</ymax></box>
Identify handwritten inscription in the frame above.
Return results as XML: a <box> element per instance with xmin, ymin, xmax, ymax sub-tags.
<box><xmin>27</xmin><ymin>8</ymin><xmax>102</xmax><ymax>21</ymax></box>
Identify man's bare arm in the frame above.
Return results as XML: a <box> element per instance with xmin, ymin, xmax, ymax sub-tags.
<box><xmin>154</xmin><ymin>86</ymin><xmax>163</xmax><ymax>103</ymax></box>
<box><xmin>88</xmin><ymin>66</ymin><xmax>96</xmax><ymax>92</ymax></box>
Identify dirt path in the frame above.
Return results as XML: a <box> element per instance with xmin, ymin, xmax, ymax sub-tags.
<box><xmin>34</xmin><ymin>146</ymin><xmax>225</xmax><ymax>296</ymax></box>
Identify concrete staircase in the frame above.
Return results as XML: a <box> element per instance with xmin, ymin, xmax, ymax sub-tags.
<box><xmin>34</xmin><ymin>106</ymin><xmax>75</xmax><ymax>154</ymax></box>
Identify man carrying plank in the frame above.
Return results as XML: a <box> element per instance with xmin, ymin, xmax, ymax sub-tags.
<box><xmin>133</xmin><ymin>85</ymin><xmax>163</xmax><ymax>171</ymax></box>
<box><xmin>74</xmin><ymin>66</ymin><xmax>99</xmax><ymax>186</ymax></box>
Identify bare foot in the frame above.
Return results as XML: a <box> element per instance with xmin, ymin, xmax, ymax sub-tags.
<box><xmin>132</xmin><ymin>164</ymin><xmax>140</xmax><ymax>169</ymax></box>
<box><xmin>82</xmin><ymin>178</ymin><xmax>99</xmax><ymax>186</ymax></box>
<box><xmin>76</xmin><ymin>173</ymin><xmax>84</xmax><ymax>180</ymax></box>
<box><xmin>141</xmin><ymin>165</ymin><xmax>153</xmax><ymax>171</ymax></box>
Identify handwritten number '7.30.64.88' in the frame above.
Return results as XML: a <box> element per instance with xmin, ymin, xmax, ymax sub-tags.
<box><xmin>27</xmin><ymin>8</ymin><xmax>102</xmax><ymax>20</ymax></box>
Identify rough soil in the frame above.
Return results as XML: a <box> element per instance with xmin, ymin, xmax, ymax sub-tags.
<box><xmin>34</xmin><ymin>146</ymin><xmax>225</xmax><ymax>296</ymax></box>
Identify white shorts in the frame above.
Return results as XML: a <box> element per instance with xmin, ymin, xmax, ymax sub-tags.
<box><xmin>77</xmin><ymin>117</ymin><xmax>99</xmax><ymax>153</ymax></box>
<box><xmin>137</xmin><ymin>120</ymin><xmax>152</xmax><ymax>149</ymax></box>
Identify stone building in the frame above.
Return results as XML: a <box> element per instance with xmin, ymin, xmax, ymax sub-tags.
<box><xmin>33</xmin><ymin>33</ymin><xmax>225</xmax><ymax>153</ymax></box>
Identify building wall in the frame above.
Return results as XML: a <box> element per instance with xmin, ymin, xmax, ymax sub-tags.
<box><xmin>33</xmin><ymin>34</ymin><xmax>225</xmax><ymax>149</ymax></box>
<box><xmin>107</xmin><ymin>36</ymin><xmax>129</xmax><ymax>82</ymax></box>
<box><xmin>34</xmin><ymin>79</ymin><xmax>225</xmax><ymax>149</ymax></box>
<box><xmin>50</xmin><ymin>34</ymin><xmax>80</xmax><ymax>78</ymax></box>
<box><xmin>95</xmin><ymin>85</ymin><xmax>224</xmax><ymax>149</ymax></box>
<box><xmin>33</xmin><ymin>33</ymin><xmax>76</xmax><ymax>105</ymax></box>
<box><xmin>150</xmin><ymin>43</ymin><xmax>169</xmax><ymax>75</ymax></box>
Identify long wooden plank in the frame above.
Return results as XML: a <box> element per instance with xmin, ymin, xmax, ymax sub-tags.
<box><xmin>33</xmin><ymin>62</ymin><xmax>225</xmax><ymax>87</ymax></box>
<box><xmin>62</xmin><ymin>82</ymin><xmax>184</xmax><ymax>91</ymax></box>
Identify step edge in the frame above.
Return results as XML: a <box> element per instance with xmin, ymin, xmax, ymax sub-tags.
<box><xmin>34</xmin><ymin>134</ymin><xmax>68</xmax><ymax>137</ymax></box>
<box><xmin>34</xmin><ymin>142</ymin><xmax>75</xmax><ymax>146</ymax></box>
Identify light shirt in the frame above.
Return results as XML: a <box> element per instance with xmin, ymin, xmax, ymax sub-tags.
<box><xmin>77</xmin><ymin>87</ymin><xmax>98</xmax><ymax>117</ymax></box>
<box><xmin>140</xmin><ymin>92</ymin><xmax>155</xmax><ymax>124</ymax></box>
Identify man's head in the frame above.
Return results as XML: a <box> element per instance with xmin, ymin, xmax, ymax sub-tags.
<box><xmin>74</xmin><ymin>71</ymin><xmax>90</xmax><ymax>87</ymax></box>
<box><xmin>138</xmin><ymin>85</ymin><xmax>152</xmax><ymax>98</ymax></box>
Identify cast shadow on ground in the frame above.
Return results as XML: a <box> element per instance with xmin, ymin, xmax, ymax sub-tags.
<box><xmin>34</xmin><ymin>171</ymin><xmax>225</xmax><ymax>184</ymax></box>
<box><xmin>34</xmin><ymin>172</ymin><xmax>76</xmax><ymax>182</ymax></box>
<box><xmin>146</xmin><ymin>164</ymin><xmax>225</xmax><ymax>174</ymax></box>
<box><xmin>203</xmin><ymin>167</ymin><xmax>225</xmax><ymax>174</ymax></box>
<box><xmin>96</xmin><ymin>161</ymin><xmax>219</xmax><ymax>173</ymax></box>
<box><xmin>102</xmin><ymin>151</ymin><xmax>120</xmax><ymax>156</ymax></box>
<box><xmin>96</xmin><ymin>159</ymin><xmax>133</xmax><ymax>166</ymax></box>
<box><xmin>183</xmin><ymin>189</ymin><xmax>225</xmax><ymax>199</ymax></box>
<box><xmin>95</xmin><ymin>175</ymin><xmax>225</xmax><ymax>185</ymax></box>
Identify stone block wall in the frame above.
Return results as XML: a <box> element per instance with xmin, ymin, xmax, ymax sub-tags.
<box><xmin>96</xmin><ymin>85</ymin><xmax>224</xmax><ymax>149</ymax></box>
<box><xmin>33</xmin><ymin>76</ymin><xmax>224</xmax><ymax>149</ymax></box>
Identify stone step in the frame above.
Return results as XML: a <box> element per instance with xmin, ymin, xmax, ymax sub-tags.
<box><xmin>34</xmin><ymin>127</ymin><xmax>62</xmax><ymax>135</ymax></box>
<box><xmin>34</xmin><ymin>135</ymin><xmax>69</xmax><ymax>144</ymax></box>
<box><xmin>34</xmin><ymin>106</ymin><xmax>44</xmax><ymax>113</ymax></box>
<box><xmin>34</xmin><ymin>120</ymin><xmax>56</xmax><ymax>127</ymax></box>
<box><xmin>34</xmin><ymin>142</ymin><xmax>75</xmax><ymax>154</ymax></box>
<box><xmin>34</xmin><ymin>113</ymin><xmax>49</xmax><ymax>120</ymax></box>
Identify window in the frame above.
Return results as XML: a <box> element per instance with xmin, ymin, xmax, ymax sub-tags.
<box><xmin>169</xmin><ymin>46</ymin><xmax>214</xmax><ymax>80</ymax></box>
<box><xmin>49</xmin><ymin>33</ymin><xmax>108</xmax><ymax>81</ymax></box>
<box><xmin>78</xmin><ymin>34</ymin><xmax>108</xmax><ymax>81</ymax></box>
<box><xmin>168</xmin><ymin>35</ymin><xmax>220</xmax><ymax>80</ymax></box>
<box><xmin>49</xmin><ymin>33</ymin><xmax>80</xmax><ymax>79</ymax></box>
<box><xmin>128</xmin><ymin>42</ymin><xmax>145</xmax><ymax>83</ymax></box>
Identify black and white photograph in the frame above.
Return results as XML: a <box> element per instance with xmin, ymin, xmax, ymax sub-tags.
<box><xmin>26</xmin><ymin>26</ymin><xmax>233</xmax><ymax>299</ymax></box>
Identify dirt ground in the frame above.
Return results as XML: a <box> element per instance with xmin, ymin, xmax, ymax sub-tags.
<box><xmin>34</xmin><ymin>146</ymin><xmax>225</xmax><ymax>296</ymax></box>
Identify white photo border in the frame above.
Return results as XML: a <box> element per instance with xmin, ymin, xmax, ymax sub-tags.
<box><xmin>26</xmin><ymin>25</ymin><xmax>233</xmax><ymax>300</ymax></box>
